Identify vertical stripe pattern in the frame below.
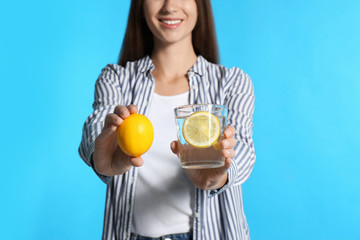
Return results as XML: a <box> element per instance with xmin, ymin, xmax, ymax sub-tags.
<box><xmin>79</xmin><ymin>55</ymin><xmax>256</xmax><ymax>240</ymax></box>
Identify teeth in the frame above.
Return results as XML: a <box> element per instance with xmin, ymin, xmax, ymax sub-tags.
<box><xmin>162</xmin><ymin>20</ymin><xmax>181</xmax><ymax>25</ymax></box>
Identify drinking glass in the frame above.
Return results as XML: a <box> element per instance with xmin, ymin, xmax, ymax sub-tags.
<box><xmin>174</xmin><ymin>104</ymin><xmax>228</xmax><ymax>169</ymax></box>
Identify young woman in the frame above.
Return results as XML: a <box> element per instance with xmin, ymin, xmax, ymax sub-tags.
<box><xmin>79</xmin><ymin>0</ymin><xmax>256</xmax><ymax>239</ymax></box>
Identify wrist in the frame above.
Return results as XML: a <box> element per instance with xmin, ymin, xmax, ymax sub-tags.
<box><xmin>92</xmin><ymin>152</ymin><xmax>112</xmax><ymax>176</ymax></box>
<box><xmin>213</xmin><ymin>172</ymin><xmax>228</xmax><ymax>190</ymax></box>
<box><xmin>198</xmin><ymin>172</ymin><xmax>229</xmax><ymax>190</ymax></box>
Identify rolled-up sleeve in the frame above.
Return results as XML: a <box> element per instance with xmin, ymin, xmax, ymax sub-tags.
<box><xmin>78</xmin><ymin>64</ymin><xmax>122</xmax><ymax>184</ymax></box>
<box><xmin>209</xmin><ymin>67</ymin><xmax>255</xmax><ymax>196</ymax></box>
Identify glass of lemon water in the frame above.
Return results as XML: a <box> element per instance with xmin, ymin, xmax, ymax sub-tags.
<box><xmin>174</xmin><ymin>104</ymin><xmax>228</xmax><ymax>169</ymax></box>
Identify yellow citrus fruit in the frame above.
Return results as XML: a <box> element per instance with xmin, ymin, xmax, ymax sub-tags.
<box><xmin>117</xmin><ymin>113</ymin><xmax>154</xmax><ymax>157</ymax></box>
<box><xmin>182</xmin><ymin>111</ymin><xmax>220</xmax><ymax>148</ymax></box>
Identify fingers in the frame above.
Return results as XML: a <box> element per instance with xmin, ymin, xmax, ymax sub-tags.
<box><xmin>221</xmin><ymin>127</ymin><xmax>235</xmax><ymax>157</ymax></box>
<box><xmin>220</xmin><ymin>126</ymin><xmax>237</xmax><ymax>159</ymax></box>
<box><xmin>221</xmin><ymin>125</ymin><xmax>236</xmax><ymax>160</ymax></box>
<box><xmin>221</xmin><ymin>137</ymin><xmax>237</xmax><ymax>149</ymax></box>
<box><xmin>170</xmin><ymin>141</ymin><xmax>180</xmax><ymax>157</ymax></box>
<box><xmin>114</xmin><ymin>105</ymin><xmax>131</xmax><ymax>119</ymax></box>
<box><xmin>222</xmin><ymin>148</ymin><xmax>235</xmax><ymax>159</ymax></box>
<box><xmin>114</xmin><ymin>105</ymin><xmax>138</xmax><ymax>118</ymax></box>
<box><xmin>130</xmin><ymin>157</ymin><xmax>144</xmax><ymax>167</ymax></box>
<box><xmin>100</xmin><ymin>104</ymin><xmax>139</xmax><ymax>141</ymax></box>
<box><xmin>224</xmin><ymin>125</ymin><xmax>235</xmax><ymax>138</ymax></box>
<box><xmin>104</xmin><ymin>113</ymin><xmax>123</xmax><ymax>131</ymax></box>
<box><xmin>127</xmin><ymin>104</ymin><xmax>138</xmax><ymax>114</ymax></box>
<box><xmin>223</xmin><ymin>157</ymin><xmax>232</xmax><ymax>170</ymax></box>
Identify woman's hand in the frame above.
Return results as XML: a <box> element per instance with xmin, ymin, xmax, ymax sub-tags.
<box><xmin>93</xmin><ymin>105</ymin><xmax>143</xmax><ymax>176</ymax></box>
<box><xmin>171</xmin><ymin>126</ymin><xmax>237</xmax><ymax>190</ymax></box>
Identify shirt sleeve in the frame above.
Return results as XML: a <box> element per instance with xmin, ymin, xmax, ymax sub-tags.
<box><xmin>209</xmin><ymin>67</ymin><xmax>256</xmax><ymax>197</ymax></box>
<box><xmin>78</xmin><ymin>64</ymin><xmax>123</xmax><ymax>184</ymax></box>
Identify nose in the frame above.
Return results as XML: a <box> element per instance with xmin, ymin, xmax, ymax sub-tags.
<box><xmin>161</xmin><ymin>0</ymin><xmax>179</xmax><ymax>13</ymax></box>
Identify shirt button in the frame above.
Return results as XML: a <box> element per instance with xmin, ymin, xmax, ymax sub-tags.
<box><xmin>194</xmin><ymin>212</ymin><xmax>200</xmax><ymax>218</ymax></box>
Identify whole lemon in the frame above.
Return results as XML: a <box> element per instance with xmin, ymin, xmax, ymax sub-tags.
<box><xmin>117</xmin><ymin>113</ymin><xmax>154</xmax><ymax>157</ymax></box>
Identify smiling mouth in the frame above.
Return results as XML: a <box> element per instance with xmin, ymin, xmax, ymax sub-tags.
<box><xmin>160</xmin><ymin>19</ymin><xmax>183</xmax><ymax>25</ymax></box>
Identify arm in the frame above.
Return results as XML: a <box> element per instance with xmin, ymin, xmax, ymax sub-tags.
<box><xmin>78</xmin><ymin>65</ymin><xmax>142</xmax><ymax>184</ymax></box>
<box><xmin>170</xmin><ymin>68</ymin><xmax>255</xmax><ymax>193</ymax></box>
<box><xmin>223</xmin><ymin>68</ymin><xmax>256</xmax><ymax>187</ymax></box>
<box><xmin>171</xmin><ymin>68</ymin><xmax>255</xmax><ymax>196</ymax></box>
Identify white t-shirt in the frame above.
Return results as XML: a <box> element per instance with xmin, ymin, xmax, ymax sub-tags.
<box><xmin>131</xmin><ymin>91</ymin><xmax>194</xmax><ymax>237</ymax></box>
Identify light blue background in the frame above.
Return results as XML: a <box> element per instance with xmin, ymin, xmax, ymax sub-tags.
<box><xmin>1</xmin><ymin>0</ymin><xmax>359</xmax><ymax>239</ymax></box>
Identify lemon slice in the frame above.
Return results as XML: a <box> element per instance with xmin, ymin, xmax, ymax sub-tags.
<box><xmin>182</xmin><ymin>111</ymin><xmax>221</xmax><ymax>148</ymax></box>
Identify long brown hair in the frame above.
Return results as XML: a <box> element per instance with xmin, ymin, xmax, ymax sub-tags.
<box><xmin>118</xmin><ymin>0</ymin><xmax>219</xmax><ymax>66</ymax></box>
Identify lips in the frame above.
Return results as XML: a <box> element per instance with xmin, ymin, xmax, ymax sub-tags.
<box><xmin>159</xmin><ymin>18</ymin><xmax>183</xmax><ymax>29</ymax></box>
<box><xmin>161</xmin><ymin>19</ymin><xmax>182</xmax><ymax>25</ymax></box>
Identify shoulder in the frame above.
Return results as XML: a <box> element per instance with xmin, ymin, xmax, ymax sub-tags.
<box><xmin>200</xmin><ymin>56</ymin><xmax>253</xmax><ymax>92</ymax></box>
<box><xmin>224</xmin><ymin>65</ymin><xmax>253</xmax><ymax>93</ymax></box>
<box><xmin>98</xmin><ymin>56</ymin><xmax>152</xmax><ymax>81</ymax></box>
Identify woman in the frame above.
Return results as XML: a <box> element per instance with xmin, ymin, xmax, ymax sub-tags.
<box><xmin>79</xmin><ymin>0</ymin><xmax>256</xmax><ymax>239</ymax></box>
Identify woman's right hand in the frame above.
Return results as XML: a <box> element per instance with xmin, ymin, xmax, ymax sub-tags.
<box><xmin>93</xmin><ymin>105</ymin><xmax>143</xmax><ymax>176</ymax></box>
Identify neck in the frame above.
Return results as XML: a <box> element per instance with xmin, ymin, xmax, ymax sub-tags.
<box><xmin>151</xmin><ymin>38</ymin><xmax>197</xmax><ymax>80</ymax></box>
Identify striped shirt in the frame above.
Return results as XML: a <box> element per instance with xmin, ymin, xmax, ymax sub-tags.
<box><xmin>78</xmin><ymin>55</ymin><xmax>256</xmax><ymax>240</ymax></box>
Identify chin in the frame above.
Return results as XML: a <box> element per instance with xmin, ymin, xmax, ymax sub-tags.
<box><xmin>157</xmin><ymin>34</ymin><xmax>192</xmax><ymax>46</ymax></box>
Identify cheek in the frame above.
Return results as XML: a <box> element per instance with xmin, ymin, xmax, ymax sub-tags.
<box><xmin>187</xmin><ymin>8</ymin><xmax>198</xmax><ymax>28</ymax></box>
<box><xmin>185</xmin><ymin>3</ymin><xmax>198</xmax><ymax>26</ymax></box>
<box><xmin>143</xmin><ymin>3</ymin><xmax>157</xmax><ymax>23</ymax></box>
<box><xmin>143</xmin><ymin>5</ymin><xmax>157</xmax><ymax>31</ymax></box>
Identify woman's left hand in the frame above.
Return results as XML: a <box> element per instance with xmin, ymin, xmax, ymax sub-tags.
<box><xmin>170</xmin><ymin>126</ymin><xmax>236</xmax><ymax>190</ymax></box>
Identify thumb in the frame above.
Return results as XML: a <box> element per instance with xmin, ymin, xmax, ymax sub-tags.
<box><xmin>130</xmin><ymin>157</ymin><xmax>144</xmax><ymax>167</ymax></box>
<box><xmin>170</xmin><ymin>141</ymin><xmax>179</xmax><ymax>157</ymax></box>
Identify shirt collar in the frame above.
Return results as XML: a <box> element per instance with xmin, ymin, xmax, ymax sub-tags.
<box><xmin>138</xmin><ymin>55</ymin><xmax>209</xmax><ymax>76</ymax></box>
<box><xmin>188</xmin><ymin>55</ymin><xmax>208</xmax><ymax>76</ymax></box>
<box><xmin>138</xmin><ymin>55</ymin><xmax>155</xmax><ymax>74</ymax></box>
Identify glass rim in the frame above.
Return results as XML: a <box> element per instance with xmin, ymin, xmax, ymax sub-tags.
<box><xmin>174</xmin><ymin>103</ymin><xmax>227</xmax><ymax>112</ymax></box>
